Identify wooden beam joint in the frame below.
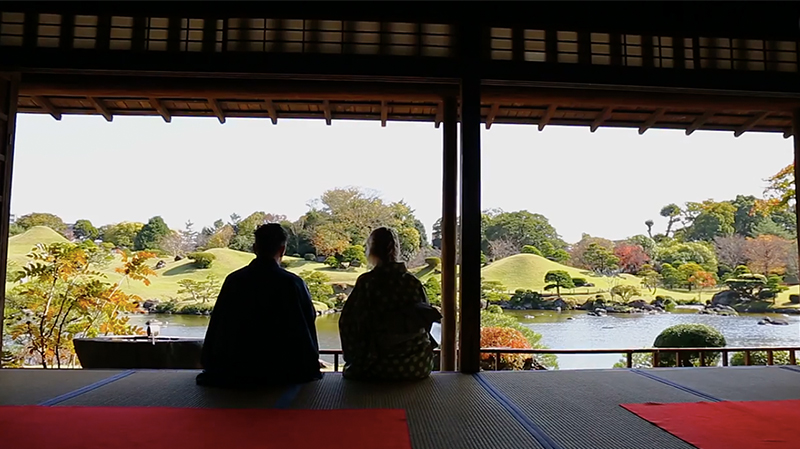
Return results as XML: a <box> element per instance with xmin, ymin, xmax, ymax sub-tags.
<box><xmin>149</xmin><ymin>97</ymin><xmax>171</xmax><ymax>123</ymax></box>
<box><xmin>380</xmin><ymin>100</ymin><xmax>388</xmax><ymax>127</ymax></box>
<box><xmin>734</xmin><ymin>111</ymin><xmax>770</xmax><ymax>137</ymax></box>
<box><xmin>686</xmin><ymin>111</ymin><xmax>715</xmax><ymax>135</ymax></box>
<box><xmin>435</xmin><ymin>101</ymin><xmax>443</xmax><ymax>129</ymax></box>
<box><xmin>209</xmin><ymin>98</ymin><xmax>226</xmax><ymax>124</ymax></box>
<box><xmin>34</xmin><ymin>96</ymin><xmax>61</xmax><ymax>120</ymax></box>
<box><xmin>591</xmin><ymin>106</ymin><xmax>613</xmax><ymax>132</ymax></box>
<box><xmin>486</xmin><ymin>103</ymin><xmax>500</xmax><ymax>130</ymax></box>
<box><xmin>538</xmin><ymin>105</ymin><xmax>557</xmax><ymax>131</ymax></box>
<box><xmin>639</xmin><ymin>108</ymin><xmax>666</xmax><ymax>135</ymax></box>
<box><xmin>322</xmin><ymin>99</ymin><xmax>332</xmax><ymax>125</ymax></box>
<box><xmin>88</xmin><ymin>97</ymin><xmax>113</xmax><ymax>122</ymax></box>
<box><xmin>264</xmin><ymin>99</ymin><xmax>278</xmax><ymax>125</ymax></box>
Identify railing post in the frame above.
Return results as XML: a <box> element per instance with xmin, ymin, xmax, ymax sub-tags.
<box><xmin>791</xmin><ymin>350</ymin><xmax>797</xmax><ymax>365</ymax></box>
<box><xmin>745</xmin><ymin>351</ymin><xmax>751</xmax><ymax>366</ymax></box>
<box><xmin>494</xmin><ymin>351</ymin><xmax>500</xmax><ymax>371</ymax></box>
<box><xmin>699</xmin><ymin>351</ymin><xmax>706</xmax><ymax>367</ymax></box>
<box><xmin>334</xmin><ymin>353</ymin><xmax>339</xmax><ymax>372</ymax></box>
<box><xmin>653</xmin><ymin>351</ymin><xmax>660</xmax><ymax>368</ymax></box>
<box><xmin>767</xmin><ymin>350</ymin><xmax>774</xmax><ymax>365</ymax></box>
<box><xmin>626</xmin><ymin>352</ymin><xmax>633</xmax><ymax>368</ymax></box>
<box><xmin>722</xmin><ymin>350</ymin><xmax>729</xmax><ymax>367</ymax></box>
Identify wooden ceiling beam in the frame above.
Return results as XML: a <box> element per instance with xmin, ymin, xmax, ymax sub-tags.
<box><xmin>149</xmin><ymin>97</ymin><xmax>172</xmax><ymax>122</ymax></box>
<box><xmin>322</xmin><ymin>100</ymin><xmax>332</xmax><ymax>125</ymax></box>
<box><xmin>264</xmin><ymin>99</ymin><xmax>278</xmax><ymax>125</ymax></box>
<box><xmin>591</xmin><ymin>106</ymin><xmax>613</xmax><ymax>132</ymax></box>
<box><xmin>435</xmin><ymin>101</ymin><xmax>443</xmax><ymax>128</ymax></box>
<box><xmin>88</xmin><ymin>96</ymin><xmax>113</xmax><ymax>122</ymax></box>
<box><xmin>734</xmin><ymin>111</ymin><xmax>770</xmax><ymax>137</ymax></box>
<box><xmin>209</xmin><ymin>99</ymin><xmax>226</xmax><ymax>124</ymax></box>
<box><xmin>33</xmin><ymin>96</ymin><xmax>62</xmax><ymax>120</ymax></box>
<box><xmin>381</xmin><ymin>100</ymin><xmax>388</xmax><ymax>127</ymax></box>
<box><xmin>685</xmin><ymin>111</ymin><xmax>714</xmax><ymax>135</ymax></box>
<box><xmin>538</xmin><ymin>104</ymin><xmax>557</xmax><ymax>131</ymax></box>
<box><xmin>638</xmin><ymin>108</ymin><xmax>666</xmax><ymax>134</ymax></box>
<box><xmin>486</xmin><ymin>103</ymin><xmax>500</xmax><ymax>129</ymax></box>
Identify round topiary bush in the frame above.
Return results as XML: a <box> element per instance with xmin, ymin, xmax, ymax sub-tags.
<box><xmin>479</xmin><ymin>327</ymin><xmax>531</xmax><ymax>371</ymax></box>
<box><xmin>304</xmin><ymin>253</ymin><xmax>316</xmax><ymax>261</ymax></box>
<box><xmin>731</xmin><ymin>350</ymin><xmax>791</xmax><ymax>366</ymax></box>
<box><xmin>653</xmin><ymin>324</ymin><xmax>726</xmax><ymax>367</ymax></box>
<box><xmin>324</xmin><ymin>256</ymin><xmax>339</xmax><ymax>268</ymax></box>
<box><xmin>521</xmin><ymin>245</ymin><xmax>543</xmax><ymax>256</ymax></box>
<box><xmin>425</xmin><ymin>257</ymin><xmax>441</xmax><ymax>268</ymax></box>
<box><xmin>790</xmin><ymin>294</ymin><xmax>800</xmax><ymax>304</ymax></box>
<box><xmin>187</xmin><ymin>252</ymin><xmax>215</xmax><ymax>269</ymax></box>
<box><xmin>486</xmin><ymin>305</ymin><xmax>503</xmax><ymax>314</ymax></box>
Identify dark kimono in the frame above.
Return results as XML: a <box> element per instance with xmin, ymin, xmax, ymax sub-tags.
<box><xmin>339</xmin><ymin>262</ymin><xmax>435</xmax><ymax>381</ymax></box>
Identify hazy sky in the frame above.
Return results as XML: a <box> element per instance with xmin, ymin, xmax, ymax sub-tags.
<box><xmin>12</xmin><ymin>114</ymin><xmax>792</xmax><ymax>244</ymax></box>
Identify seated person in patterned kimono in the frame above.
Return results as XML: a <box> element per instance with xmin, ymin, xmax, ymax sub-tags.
<box><xmin>339</xmin><ymin>227</ymin><xmax>441</xmax><ymax>381</ymax></box>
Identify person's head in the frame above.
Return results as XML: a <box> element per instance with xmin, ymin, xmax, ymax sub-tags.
<box><xmin>366</xmin><ymin>227</ymin><xmax>400</xmax><ymax>266</ymax></box>
<box><xmin>253</xmin><ymin>223</ymin><xmax>288</xmax><ymax>261</ymax></box>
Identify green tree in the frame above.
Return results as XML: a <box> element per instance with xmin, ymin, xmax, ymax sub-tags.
<box><xmin>655</xmin><ymin>241</ymin><xmax>718</xmax><ymax>273</ymax></box>
<box><xmin>683</xmin><ymin>200</ymin><xmax>736</xmax><ymax>242</ymax></box>
<box><xmin>299</xmin><ymin>271</ymin><xmax>334</xmax><ymax>305</ymax></box>
<box><xmin>544</xmin><ymin>270</ymin><xmax>574</xmax><ymax>297</ymax></box>
<box><xmin>639</xmin><ymin>268</ymin><xmax>661</xmax><ymax>294</ymax></box>
<box><xmin>204</xmin><ymin>224</ymin><xmax>235</xmax><ymax>249</ymax></box>
<box><xmin>423</xmin><ymin>277</ymin><xmax>441</xmax><ymax>306</ymax></box>
<box><xmin>100</xmin><ymin>222</ymin><xmax>145</xmax><ymax>248</ymax></box>
<box><xmin>660</xmin><ymin>263</ymin><xmax>681</xmax><ymax>289</ymax></box>
<box><xmin>398</xmin><ymin>227</ymin><xmax>421</xmax><ymax>261</ymax></box>
<box><xmin>660</xmin><ymin>204</ymin><xmax>682</xmax><ymax>237</ymax></box>
<box><xmin>484</xmin><ymin>211</ymin><xmax>566</xmax><ymax>254</ymax></box>
<box><xmin>72</xmin><ymin>219</ymin><xmax>99</xmax><ymax>241</ymax></box>
<box><xmin>521</xmin><ymin>245</ymin><xmax>542</xmax><ymax>256</ymax></box>
<box><xmin>627</xmin><ymin>234</ymin><xmax>657</xmax><ymax>258</ymax></box>
<box><xmin>134</xmin><ymin>216</ymin><xmax>171</xmax><ymax>250</ymax></box>
<box><xmin>583</xmin><ymin>243</ymin><xmax>620</xmax><ymax>274</ymax></box>
<box><xmin>342</xmin><ymin>245</ymin><xmax>367</xmax><ymax>266</ymax></box>
<box><xmin>177</xmin><ymin>275</ymin><xmax>221</xmax><ymax>303</ymax></box>
<box><xmin>676</xmin><ymin>262</ymin><xmax>705</xmax><ymax>290</ymax></box>
<box><xmin>569</xmin><ymin>234</ymin><xmax>615</xmax><ymax>269</ymax></box>
<box><xmin>610</xmin><ymin>284</ymin><xmax>640</xmax><ymax>302</ymax></box>
<box><xmin>481</xmin><ymin>278</ymin><xmax>509</xmax><ymax>307</ymax></box>
<box><xmin>16</xmin><ymin>212</ymin><xmax>68</xmax><ymax>236</ymax></box>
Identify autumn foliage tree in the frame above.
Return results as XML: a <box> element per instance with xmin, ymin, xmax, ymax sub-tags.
<box><xmin>614</xmin><ymin>243</ymin><xmax>650</xmax><ymax>274</ymax></box>
<box><xmin>479</xmin><ymin>327</ymin><xmax>532</xmax><ymax>370</ymax></box>
<box><xmin>745</xmin><ymin>234</ymin><xmax>792</xmax><ymax>275</ymax></box>
<box><xmin>5</xmin><ymin>242</ymin><xmax>156</xmax><ymax>368</ymax></box>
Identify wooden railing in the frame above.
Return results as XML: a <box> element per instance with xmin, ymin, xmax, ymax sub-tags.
<box><xmin>320</xmin><ymin>346</ymin><xmax>800</xmax><ymax>372</ymax></box>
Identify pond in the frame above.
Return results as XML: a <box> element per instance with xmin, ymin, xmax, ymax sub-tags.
<box><xmin>127</xmin><ymin>308</ymin><xmax>800</xmax><ymax>370</ymax></box>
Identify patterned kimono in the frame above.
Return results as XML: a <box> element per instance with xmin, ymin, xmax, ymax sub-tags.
<box><xmin>339</xmin><ymin>262</ymin><xmax>435</xmax><ymax>381</ymax></box>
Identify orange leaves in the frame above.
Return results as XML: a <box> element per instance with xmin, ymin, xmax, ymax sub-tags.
<box><xmin>688</xmin><ymin>270</ymin><xmax>716</xmax><ymax>289</ymax></box>
<box><xmin>479</xmin><ymin>327</ymin><xmax>532</xmax><ymax>371</ymax></box>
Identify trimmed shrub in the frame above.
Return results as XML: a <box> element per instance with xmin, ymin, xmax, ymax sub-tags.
<box><xmin>653</xmin><ymin>324</ymin><xmax>726</xmax><ymax>367</ymax></box>
<box><xmin>291</xmin><ymin>253</ymin><xmax>301</xmax><ymax>258</ymax></box>
<box><xmin>425</xmin><ymin>257</ymin><xmax>441</xmax><ymax>268</ymax></box>
<box><xmin>304</xmin><ymin>253</ymin><xmax>316</xmax><ymax>261</ymax></box>
<box><xmin>486</xmin><ymin>305</ymin><xmax>503</xmax><ymax>314</ymax></box>
<box><xmin>790</xmin><ymin>294</ymin><xmax>800</xmax><ymax>304</ymax></box>
<box><xmin>571</xmin><ymin>278</ymin><xmax>588</xmax><ymax>287</ymax></box>
<box><xmin>479</xmin><ymin>327</ymin><xmax>531</xmax><ymax>370</ymax></box>
<box><xmin>187</xmin><ymin>252</ymin><xmax>215</xmax><ymax>269</ymax></box>
<box><xmin>324</xmin><ymin>256</ymin><xmax>339</xmax><ymax>268</ymax></box>
<box><xmin>521</xmin><ymin>245</ymin><xmax>543</xmax><ymax>256</ymax></box>
<box><xmin>342</xmin><ymin>245</ymin><xmax>367</xmax><ymax>266</ymax></box>
<box><xmin>731</xmin><ymin>350</ymin><xmax>791</xmax><ymax>366</ymax></box>
<box><xmin>153</xmin><ymin>300</ymin><xmax>179</xmax><ymax>314</ymax></box>
<box><xmin>179</xmin><ymin>303</ymin><xmax>214</xmax><ymax>315</ymax></box>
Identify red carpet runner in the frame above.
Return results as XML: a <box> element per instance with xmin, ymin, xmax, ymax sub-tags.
<box><xmin>622</xmin><ymin>399</ymin><xmax>800</xmax><ymax>449</ymax></box>
<box><xmin>0</xmin><ymin>406</ymin><xmax>412</xmax><ymax>449</ymax></box>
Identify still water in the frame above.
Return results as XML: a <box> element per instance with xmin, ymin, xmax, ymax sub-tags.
<box><xmin>128</xmin><ymin>307</ymin><xmax>800</xmax><ymax>370</ymax></box>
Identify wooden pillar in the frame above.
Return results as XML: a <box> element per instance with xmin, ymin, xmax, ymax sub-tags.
<box><xmin>793</xmin><ymin>110</ymin><xmax>800</xmax><ymax>284</ymax></box>
<box><xmin>440</xmin><ymin>96</ymin><xmax>458</xmax><ymax>372</ymax></box>
<box><xmin>458</xmin><ymin>20</ymin><xmax>482</xmax><ymax>374</ymax></box>
<box><xmin>0</xmin><ymin>73</ymin><xmax>19</xmax><ymax>354</ymax></box>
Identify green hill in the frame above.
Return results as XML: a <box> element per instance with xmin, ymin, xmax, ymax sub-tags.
<box><xmin>7</xmin><ymin>226</ymin><xmax>69</xmax><ymax>266</ymax></box>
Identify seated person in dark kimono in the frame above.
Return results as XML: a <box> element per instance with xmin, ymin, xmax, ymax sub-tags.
<box><xmin>197</xmin><ymin>224</ymin><xmax>322</xmax><ymax>387</ymax></box>
<box><xmin>339</xmin><ymin>227</ymin><xmax>441</xmax><ymax>381</ymax></box>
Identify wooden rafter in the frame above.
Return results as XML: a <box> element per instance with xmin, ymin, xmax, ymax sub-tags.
<box><xmin>149</xmin><ymin>97</ymin><xmax>171</xmax><ymax>123</ymax></box>
<box><xmin>34</xmin><ymin>96</ymin><xmax>61</xmax><ymax>120</ymax></box>
<box><xmin>784</xmin><ymin>130</ymin><xmax>793</xmax><ymax>139</ymax></box>
<box><xmin>88</xmin><ymin>96</ymin><xmax>113</xmax><ymax>122</ymax></box>
<box><xmin>435</xmin><ymin>101</ymin><xmax>443</xmax><ymax>129</ymax></box>
<box><xmin>591</xmin><ymin>106</ymin><xmax>613</xmax><ymax>132</ymax></box>
<box><xmin>264</xmin><ymin>99</ymin><xmax>278</xmax><ymax>125</ymax></box>
<box><xmin>485</xmin><ymin>103</ymin><xmax>500</xmax><ymax>130</ymax></box>
<box><xmin>538</xmin><ymin>105</ymin><xmax>557</xmax><ymax>131</ymax></box>
<box><xmin>209</xmin><ymin>98</ymin><xmax>226</xmax><ymax>124</ymax></box>
<box><xmin>380</xmin><ymin>100</ymin><xmax>387</xmax><ymax>127</ymax></box>
<box><xmin>638</xmin><ymin>108</ymin><xmax>666</xmax><ymax>134</ymax></box>
<box><xmin>322</xmin><ymin>100</ymin><xmax>332</xmax><ymax>125</ymax></box>
<box><xmin>685</xmin><ymin>111</ymin><xmax>714</xmax><ymax>135</ymax></box>
<box><xmin>734</xmin><ymin>111</ymin><xmax>770</xmax><ymax>137</ymax></box>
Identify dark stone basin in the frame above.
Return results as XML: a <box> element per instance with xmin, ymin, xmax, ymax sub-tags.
<box><xmin>73</xmin><ymin>336</ymin><xmax>204</xmax><ymax>369</ymax></box>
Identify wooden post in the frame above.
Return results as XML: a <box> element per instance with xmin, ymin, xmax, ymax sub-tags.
<box><xmin>793</xmin><ymin>110</ymin><xmax>800</xmax><ymax>286</ymax></box>
<box><xmin>0</xmin><ymin>73</ymin><xmax>19</xmax><ymax>355</ymax></box>
<box><xmin>457</xmin><ymin>18</ymin><xmax>482</xmax><ymax>374</ymax></box>
<box><xmin>440</xmin><ymin>96</ymin><xmax>458</xmax><ymax>372</ymax></box>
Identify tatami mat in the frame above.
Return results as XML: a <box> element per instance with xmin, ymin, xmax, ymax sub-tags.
<box><xmin>644</xmin><ymin>366</ymin><xmax>800</xmax><ymax>401</ymax></box>
<box><xmin>291</xmin><ymin>373</ymin><xmax>546</xmax><ymax>449</ymax></box>
<box><xmin>480</xmin><ymin>370</ymin><xmax>703</xmax><ymax>449</ymax></box>
<box><xmin>58</xmin><ymin>370</ymin><xmax>292</xmax><ymax>408</ymax></box>
<box><xmin>0</xmin><ymin>368</ymin><xmax>121</xmax><ymax>405</ymax></box>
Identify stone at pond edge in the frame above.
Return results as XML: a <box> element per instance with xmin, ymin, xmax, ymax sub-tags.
<box><xmin>711</xmin><ymin>290</ymin><xmax>740</xmax><ymax>307</ymax></box>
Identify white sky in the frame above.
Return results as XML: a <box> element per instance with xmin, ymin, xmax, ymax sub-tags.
<box><xmin>12</xmin><ymin>114</ymin><xmax>792</xmax><ymax>244</ymax></box>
